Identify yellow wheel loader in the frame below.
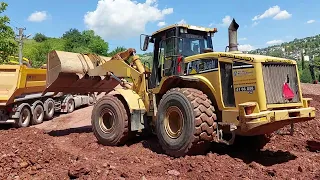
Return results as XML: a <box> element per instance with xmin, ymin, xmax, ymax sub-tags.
<box><xmin>44</xmin><ymin>19</ymin><xmax>316</xmax><ymax>157</ymax></box>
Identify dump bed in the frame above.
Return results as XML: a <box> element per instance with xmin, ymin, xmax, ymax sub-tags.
<box><xmin>0</xmin><ymin>64</ymin><xmax>54</xmax><ymax>106</ymax></box>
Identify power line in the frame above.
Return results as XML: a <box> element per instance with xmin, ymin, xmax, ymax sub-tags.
<box><xmin>10</xmin><ymin>19</ymin><xmax>25</xmax><ymax>29</ymax></box>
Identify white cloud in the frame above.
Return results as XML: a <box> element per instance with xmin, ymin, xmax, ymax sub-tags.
<box><xmin>209</xmin><ymin>22</ymin><xmax>214</xmax><ymax>27</ymax></box>
<box><xmin>162</xmin><ymin>8</ymin><xmax>173</xmax><ymax>15</ymax></box>
<box><xmin>27</xmin><ymin>11</ymin><xmax>48</xmax><ymax>22</ymax></box>
<box><xmin>177</xmin><ymin>19</ymin><xmax>186</xmax><ymax>24</ymax></box>
<box><xmin>252</xmin><ymin>5</ymin><xmax>291</xmax><ymax>21</ymax></box>
<box><xmin>221</xmin><ymin>15</ymin><xmax>232</xmax><ymax>26</ymax></box>
<box><xmin>273</xmin><ymin>10</ymin><xmax>292</xmax><ymax>20</ymax></box>
<box><xmin>252</xmin><ymin>21</ymin><xmax>259</xmax><ymax>27</ymax></box>
<box><xmin>239</xmin><ymin>37</ymin><xmax>247</xmax><ymax>41</ymax></box>
<box><xmin>307</xmin><ymin>20</ymin><xmax>316</xmax><ymax>24</ymax></box>
<box><xmin>157</xmin><ymin>21</ymin><xmax>166</xmax><ymax>27</ymax></box>
<box><xmin>238</xmin><ymin>44</ymin><xmax>255</xmax><ymax>51</ymax></box>
<box><xmin>266</xmin><ymin>39</ymin><xmax>283</xmax><ymax>45</ymax></box>
<box><xmin>84</xmin><ymin>0</ymin><xmax>174</xmax><ymax>39</ymax></box>
<box><xmin>252</xmin><ymin>6</ymin><xmax>280</xmax><ymax>21</ymax></box>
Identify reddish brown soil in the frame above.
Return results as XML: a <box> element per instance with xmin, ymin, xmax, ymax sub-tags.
<box><xmin>0</xmin><ymin>84</ymin><xmax>319</xmax><ymax>179</ymax></box>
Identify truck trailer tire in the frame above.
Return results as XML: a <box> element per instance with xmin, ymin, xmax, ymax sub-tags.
<box><xmin>91</xmin><ymin>95</ymin><xmax>129</xmax><ymax>146</ymax></box>
<box><xmin>44</xmin><ymin>98</ymin><xmax>55</xmax><ymax>120</ymax></box>
<box><xmin>31</xmin><ymin>104</ymin><xmax>44</xmax><ymax>125</ymax></box>
<box><xmin>88</xmin><ymin>94</ymin><xmax>96</xmax><ymax>106</ymax></box>
<box><xmin>67</xmin><ymin>98</ymin><xmax>75</xmax><ymax>113</ymax></box>
<box><xmin>14</xmin><ymin>106</ymin><xmax>31</xmax><ymax>128</ymax></box>
<box><xmin>156</xmin><ymin>88</ymin><xmax>217</xmax><ymax>157</ymax></box>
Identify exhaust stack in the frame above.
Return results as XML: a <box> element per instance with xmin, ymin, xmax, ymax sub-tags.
<box><xmin>228</xmin><ymin>18</ymin><xmax>239</xmax><ymax>52</ymax></box>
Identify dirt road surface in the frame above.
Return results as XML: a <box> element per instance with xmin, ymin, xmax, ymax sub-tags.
<box><xmin>0</xmin><ymin>84</ymin><xmax>319</xmax><ymax>179</ymax></box>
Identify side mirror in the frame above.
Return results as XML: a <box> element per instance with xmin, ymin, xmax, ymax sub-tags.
<box><xmin>140</xmin><ymin>34</ymin><xmax>150</xmax><ymax>51</ymax></box>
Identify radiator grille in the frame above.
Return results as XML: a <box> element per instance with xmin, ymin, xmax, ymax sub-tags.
<box><xmin>262</xmin><ymin>63</ymin><xmax>301</xmax><ymax>104</ymax></box>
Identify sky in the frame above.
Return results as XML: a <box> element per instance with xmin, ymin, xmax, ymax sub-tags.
<box><xmin>3</xmin><ymin>0</ymin><xmax>320</xmax><ymax>54</ymax></box>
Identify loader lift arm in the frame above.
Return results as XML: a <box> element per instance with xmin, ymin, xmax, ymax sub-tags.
<box><xmin>44</xmin><ymin>48</ymin><xmax>150</xmax><ymax>111</ymax></box>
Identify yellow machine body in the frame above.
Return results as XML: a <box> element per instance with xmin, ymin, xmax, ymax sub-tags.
<box><xmin>44</xmin><ymin>48</ymin><xmax>315</xmax><ymax>136</ymax></box>
<box><xmin>152</xmin><ymin>51</ymin><xmax>315</xmax><ymax>135</ymax></box>
<box><xmin>43</xmin><ymin>19</ymin><xmax>315</xmax><ymax>146</ymax></box>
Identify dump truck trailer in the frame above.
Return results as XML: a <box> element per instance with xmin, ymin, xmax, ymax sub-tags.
<box><xmin>0</xmin><ymin>64</ymin><xmax>96</xmax><ymax>128</ymax></box>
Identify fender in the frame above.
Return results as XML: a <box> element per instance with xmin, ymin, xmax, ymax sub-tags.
<box><xmin>31</xmin><ymin>100</ymin><xmax>44</xmax><ymax>111</ymax></box>
<box><xmin>11</xmin><ymin>103</ymin><xmax>32</xmax><ymax>119</ymax></box>
<box><xmin>114</xmin><ymin>88</ymin><xmax>146</xmax><ymax>131</ymax></box>
<box><xmin>192</xmin><ymin>75</ymin><xmax>222</xmax><ymax>109</ymax></box>
<box><xmin>43</xmin><ymin>98</ymin><xmax>54</xmax><ymax>113</ymax></box>
<box><xmin>154</xmin><ymin>75</ymin><xmax>221</xmax><ymax>109</ymax></box>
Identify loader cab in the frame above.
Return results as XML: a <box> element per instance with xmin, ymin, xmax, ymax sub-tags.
<box><xmin>141</xmin><ymin>25</ymin><xmax>217</xmax><ymax>89</ymax></box>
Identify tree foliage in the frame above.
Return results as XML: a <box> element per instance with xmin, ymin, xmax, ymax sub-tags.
<box><xmin>62</xmin><ymin>29</ymin><xmax>108</xmax><ymax>55</ymax></box>
<box><xmin>300</xmin><ymin>67</ymin><xmax>313</xmax><ymax>83</ymax></box>
<box><xmin>107</xmin><ymin>46</ymin><xmax>127</xmax><ymax>57</ymax></box>
<box><xmin>0</xmin><ymin>2</ymin><xmax>17</xmax><ymax>63</ymax></box>
<box><xmin>33</xmin><ymin>33</ymin><xmax>47</xmax><ymax>42</ymax></box>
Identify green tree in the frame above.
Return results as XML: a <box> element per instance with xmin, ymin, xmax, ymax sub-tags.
<box><xmin>62</xmin><ymin>28</ymin><xmax>83</xmax><ymax>52</ymax></box>
<box><xmin>300</xmin><ymin>67</ymin><xmax>313</xmax><ymax>83</ymax></box>
<box><xmin>62</xmin><ymin>28</ymin><xmax>108</xmax><ymax>55</ymax></box>
<box><xmin>108</xmin><ymin>46</ymin><xmax>127</xmax><ymax>57</ymax></box>
<box><xmin>314</xmin><ymin>56</ymin><xmax>320</xmax><ymax>66</ymax></box>
<box><xmin>0</xmin><ymin>2</ymin><xmax>18</xmax><ymax>63</ymax></box>
<box><xmin>33</xmin><ymin>33</ymin><xmax>47</xmax><ymax>42</ymax></box>
<box><xmin>83</xmin><ymin>30</ymin><xmax>108</xmax><ymax>55</ymax></box>
<box><xmin>25</xmin><ymin>41</ymin><xmax>53</xmax><ymax>68</ymax></box>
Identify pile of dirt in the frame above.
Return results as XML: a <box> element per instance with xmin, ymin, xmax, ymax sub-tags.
<box><xmin>0</xmin><ymin>128</ymin><xmax>74</xmax><ymax>179</ymax></box>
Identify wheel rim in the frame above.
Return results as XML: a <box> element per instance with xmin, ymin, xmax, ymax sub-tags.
<box><xmin>99</xmin><ymin>108</ymin><xmax>115</xmax><ymax>133</ymax></box>
<box><xmin>68</xmin><ymin>100</ymin><xmax>74</xmax><ymax>111</ymax></box>
<box><xmin>164</xmin><ymin>106</ymin><xmax>184</xmax><ymax>139</ymax></box>
<box><xmin>21</xmin><ymin>109</ymin><xmax>29</xmax><ymax>124</ymax></box>
<box><xmin>89</xmin><ymin>95</ymin><xmax>95</xmax><ymax>104</ymax></box>
<box><xmin>48</xmin><ymin>102</ymin><xmax>54</xmax><ymax>115</ymax></box>
<box><xmin>35</xmin><ymin>107</ymin><xmax>43</xmax><ymax>121</ymax></box>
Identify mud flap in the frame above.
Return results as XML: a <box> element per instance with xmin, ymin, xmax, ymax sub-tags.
<box><xmin>114</xmin><ymin>89</ymin><xmax>147</xmax><ymax>132</ymax></box>
<box><xmin>131</xmin><ymin>109</ymin><xmax>146</xmax><ymax>131</ymax></box>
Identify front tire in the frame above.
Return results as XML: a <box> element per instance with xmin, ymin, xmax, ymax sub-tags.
<box><xmin>91</xmin><ymin>95</ymin><xmax>129</xmax><ymax>146</ymax></box>
<box><xmin>156</xmin><ymin>88</ymin><xmax>217</xmax><ymax>157</ymax></box>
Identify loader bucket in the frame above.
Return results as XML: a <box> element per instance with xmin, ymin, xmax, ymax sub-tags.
<box><xmin>45</xmin><ymin>50</ymin><xmax>120</xmax><ymax>94</ymax></box>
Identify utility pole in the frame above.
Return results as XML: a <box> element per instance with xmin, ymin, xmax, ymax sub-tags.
<box><xmin>15</xmin><ymin>27</ymin><xmax>27</xmax><ymax>65</ymax></box>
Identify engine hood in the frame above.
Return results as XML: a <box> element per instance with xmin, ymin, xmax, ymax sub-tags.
<box><xmin>184</xmin><ymin>51</ymin><xmax>297</xmax><ymax>64</ymax></box>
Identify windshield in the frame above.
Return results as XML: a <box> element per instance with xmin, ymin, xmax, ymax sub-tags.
<box><xmin>178</xmin><ymin>33</ymin><xmax>213</xmax><ymax>57</ymax></box>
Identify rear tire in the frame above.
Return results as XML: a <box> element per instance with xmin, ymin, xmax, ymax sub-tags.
<box><xmin>88</xmin><ymin>94</ymin><xmax>96</xmax><ymax>106</ymax></box>
<box><xmin>31</xmin><ymin>104</ymin><xmax>44</xmax><ymax>125</ymax></box>
<box><xmin>156</xmin><ymin>88</ymin><xmax>217</xmax><ymax>157</ymax></box>
<box><xmin>67</xmin><ymin>98</ymin><xmax>75</xmax><ymax>113</ymax></box>
<box><xmin>14</xmin><ymin>106</ymin><xmax>31</xmax><ymax>128</ymax></box>
<box><xmin>91</xmin><ymin>95</ymin><xmax>129</xmax><ymax>146</ymax></box>
<box><xmin>44</xmin><ymin>98</ymin><xmax>55</xmax><ymax>120</ymax></box>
